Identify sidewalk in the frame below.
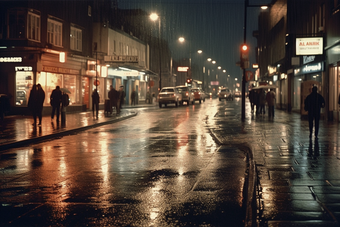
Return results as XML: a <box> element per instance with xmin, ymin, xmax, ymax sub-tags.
<box><xmin>209</xmin><ymin>108</ymin><xmax>340</xmax><ymax>226</ymax></box>
<box><xmin>0</xmin><ymin>103</ymin><xmax>155</xmax><ymax>151</ymax></box>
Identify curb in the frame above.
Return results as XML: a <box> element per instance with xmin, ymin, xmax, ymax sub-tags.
<box><xmin>208</xmin><ymin>128</ymin><xmax>257</xmax><ymax>227</ymax></box>
<box><xmin>0</xmin><ymin>112</ymin><xmax>137</xmax><ymax>152</ymax></box>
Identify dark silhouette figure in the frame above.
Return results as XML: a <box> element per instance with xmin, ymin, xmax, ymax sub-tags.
<box><xmin>249</xmin><ymin>89</ymin><xmax>256</xmax><ymax>113</ymax></box>
<box><xmin>118</xmin><ymin>86</ymin><xmax>125</xmax><ymax>111</ymax></box>
<box><xmin>50</xmin><ymin>86</ymin><xmax>62</xmax><ymax>123</ymax></box>
<box><xmin>92</xmin><ymin>89</ymin><xmax>100</xmax><ymax>118</ymax></box>
<box><xmin>304</xmin><ymin>86</ymin><xmax>325</xmax><ymax>139</ymax></box>
<box><xmin>258</xmin><ymin>89</ymin><xmax>266</xmax><ymax>115</ymax></box>
<box><xmin>266</xmin><ymin>89</ymin><xmax>276</xmax><ymax>118</ymax></box>
<box><xmin>131</xmin><ymin>89</ymin><xmax>136</xmax><ymax>105</ymax></box>
<box><xmin>108</xmin><ymin>85</ymin><xmax>119</xmax><ymax>114</ymax></box>
<box><xmin>28</xmin><ymin>84</ymin><xmax>45</xmax><ymax>126</ymax></box>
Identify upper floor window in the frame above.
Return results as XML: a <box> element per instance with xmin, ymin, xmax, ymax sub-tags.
<box><xmin>28</xmin><ymin>12</ymin><xmax>40</xmax><ymax>41</ymax></box>
<box><xmin>47</xmin><ymin>18</ymin><xmax>62</xmax><ymax>47</ymax></box>
<box><xmin>70</xmin><ymin>26</ymin><xmax>82</xmax><ymax>51</ymax></box>
<box><xmin>8</xmin><ymin>9</ymin><xmax>26</xmax><ymax>39</ymax></box>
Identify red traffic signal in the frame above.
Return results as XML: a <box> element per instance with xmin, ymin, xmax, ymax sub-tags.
<box><xmin>240</xmin><ymin>44</ymin><xmax>249</xmax><ymax>69</ymax></box>
<box><xmin>186</xmin><ymin>78</ymin><xmax>192</xmax><ymax>84</ymax></box>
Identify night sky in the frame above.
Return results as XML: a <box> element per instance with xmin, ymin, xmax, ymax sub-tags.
<box><xmin>118</xmin><ymin>0</ymin><xmax>272</xmax><ymax>81</ymax></box>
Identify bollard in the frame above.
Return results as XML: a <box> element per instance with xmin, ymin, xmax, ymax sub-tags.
<box><xmin>61</xmin><ymin>107</ymin><xmax>66</xmax><ymax>125</ymax></box>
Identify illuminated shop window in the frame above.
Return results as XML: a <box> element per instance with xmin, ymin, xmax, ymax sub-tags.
<box><xmin>15</xmin><ymin>71</ymin><xmax>33</xmax><ymax>106</ymax></box>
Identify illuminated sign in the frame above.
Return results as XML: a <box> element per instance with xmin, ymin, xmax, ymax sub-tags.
<box><xmin>210</xmin><ymin>81</ymin><xmax>219</xmax><ymax>85</ymax></box>
<box><xmin>15</xmin><ymin>66</ymin><xmax>32</xmax><ymax>71</ymax></box>
<box><xmin>59</xmin><ymin>52</ymin><xmax>66</xmax><ymax>63</ymax></box>
<box><xmin>294</xmin><ymin>62</ymin><xmax>324</xmax><ymax>76</ymax></box>
<box><xmin>296</xmin><ymin>37</ymin><xmax>323</xmax><ymax>55</ymax></box>
<box><xmin>104</xmin><ymin>55</ymin><xmax>138</xmax><ymax>63</ymax></box>
<box><xmin>0</xmin><ymin>57</ymin><xmax>22</xmax><ymax>62</ymax></box>
<box><xmin>177</xmin><ymin>66</ymin><xmax>189</xmax><ymax>72</ymax></box>
<box><xmin>303</xmin><ymin>56</ymin><xmax>315</xmax><ymax>64</ymax></box>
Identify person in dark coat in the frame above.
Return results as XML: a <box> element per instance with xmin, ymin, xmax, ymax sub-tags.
<box><xmin>108</xmin><ymin>85</ymin><xmax>119</xmax><ymax>114</ymax></box>
<box><xmin>249</xmin><ymin>87</ymin><xmax>256</xmax><ymax>113</ymax></box>
<box><xmin>92</xmin><ymin>89</ymin><xmax>100</xmax><ymax>118</ymax></box>
<box><xmin>50</xmin><ymin>86</ymin><xmax>62</xmax><ymax>123</ymax></box>
<box><xmin>266</xmin><ymin>89</ymin><xmax>276</xmax><ymax>118</ymax></box>
<box><xmin>118</xmin><ymin>86</ymin><xmax>125</xmax><ymax>110</ymax></box>
<box><xmin>36</xmin><ymin>84</ymin><xmax>45</xmax><ymax>126</ymax></box>
<box><xmin>258</xmin><ymin>89</ymin><xmax>266</xmax><ymax>115</ymax></box>
<box><xmin>304</xmin><ymin>86</ymin><xmax>325</xmax><ymax>139</ymax></box>
<box><xmin>131</xmin><ymin>89</ymin><xmax>136</xmax><ymax>105</ymax></box>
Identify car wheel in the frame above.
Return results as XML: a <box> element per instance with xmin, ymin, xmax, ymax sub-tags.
<box><xmin>219</xmin><ymin>98</ymin><xmax>221</xmax><ymax>101</ymax></box>
<box><xmin>203</xmin><ymin>98</ymin><xmax>205</xmax><ymax>102</ymax></box>
<box><xmin>159</xmin><ymin>103</ymin><xmax>162</xmax><ymax>108</ymax></box>
<box><xmin>175</xmin><ymin>100</ymin><xmax>178</xmax><ymax>107</ymax></box>
<box><xmin>199</xmin><ymin>99</ymin><xmax>201</xmax><ymax>104</ymax></box>
<box><xmin>187</xmin><ymin>100</ymin><xmax>190</xmax><ymax>105</ymax></box>
<box><xmin>165</xmin><ymin>104</ymin><xmax>167</xmax><ymax>107</ymax></box>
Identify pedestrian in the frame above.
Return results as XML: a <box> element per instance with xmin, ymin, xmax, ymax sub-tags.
<box><xmin>108</xmin><ymin>85</ymin><xmax>119</xmax><ymax>114</ymax></box>
<box><xmin>118</xmin><ymin>86</ymin><xmax>125</xmax><ymax>110</ymax></box>
<box><xmin>254</xmin><ymin>89</ymin><xmax>260</xmax><ymax>115</ymax></box>
<box><xmin>92</xmin><ymin>89</ymin><xmax>100</xmax><ymax>118</ymax></box>
<box><xmin>131</xmin><ymin>89</ymin><xmax>136</xmax><ymax>105</ymax></box>
<box><xmin>28</xmin><ymin>84</ymin><xmax>45</xmax><ymax>126</ymax></box>
<box><xmin>266</xmin><ymin>89</ymin><xmax>276</xmax><ymax>118</ymax></box>
<box><xmin>258</xmin><ymin>89</ymin><xmax>266</xmax><ymax>115</ymax></box>
<box><xmin>249</xmin><ymin>86</ymin><xmax>256</xmax><ymax>113</ymax></box>
<box><xmin>50</xmin><ymin>85</ymin><xmax>62</xmax><ymax>123</ymax></box>
<box><xmin>146</xmin><ymin>91</ymin><xmax>151</xmax><ymax>104</ymax></box>
<box><xmin>304</xmin><ymin>86</ymin><xmax>325</xmax><ymax>139</ymax></box>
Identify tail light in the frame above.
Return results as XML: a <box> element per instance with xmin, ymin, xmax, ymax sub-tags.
<box><xmin>185</xmin><ymin>92</ymin><xmax>189</xmax><ymax>97</ymax></box>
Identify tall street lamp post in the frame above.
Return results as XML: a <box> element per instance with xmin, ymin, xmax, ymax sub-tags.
<box><xmin>241</xmin><ymin>0</ymin><xmax>269</xmax><ymax>121</ymax></box>
<box><xmin>150</xmin><ymin>13</ymin><xmax>162</xmax><ymax>90</ymax></box>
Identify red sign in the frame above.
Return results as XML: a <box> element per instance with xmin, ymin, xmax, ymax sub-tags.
<box><xmin>245</xmin><ymin>71</ymin><xmax>254</xmax><ymax>82</ymax></box>
<box><xmin>94</xmin><ymin>80</ymin><xmax>100</xmax><ymax>86</ymax></box>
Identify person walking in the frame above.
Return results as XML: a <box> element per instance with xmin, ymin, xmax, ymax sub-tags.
<box><xmin>118</xmin><ymin>86</ymin><xmax>125</xmax><ymax>110</ymax></box>
<box><xmin>36</xmin><ymin>84</ymin><xmax>45</xmax><ymax>126</ymax></box>
<box><xmin>266</xmin><ymin>89</ymin><xmax>276</xmax><ymax>118</ymax></box>
<box><xmin>304</xmin><ymin>86</ymin><xmax>325</xmax><ymax>139</ymax></box>
<box><xmin>258</xmin><ymin>89</ymin><xmax>266</xmax><ymax>115</ymax></box>
<box><xmin>131</xmin><ymin>89</ymin><xmax>136</xmax><ymax>105</ymax></box>
<box><xmin>92</xmin><ymin>89</ymin><xmax>100</xmax><ymax>118</ymax></box>
<box><xmin>50</xmin><ymin>86</ymin><xmax>62</xmax><ymax>123</ymax></box>
<box><xmin>108</xmin><ymin>85</ymin><xmax>119</xmax><ymax>114</ymax></box>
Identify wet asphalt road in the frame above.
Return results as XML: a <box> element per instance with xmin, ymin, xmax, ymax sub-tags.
<box><xmin>0</xmin><ymin>99</ymin><xmax>249</xmax><ymax>226</ymax></box>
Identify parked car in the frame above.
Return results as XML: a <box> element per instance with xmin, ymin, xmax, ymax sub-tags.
<box><xmin>176</xmin><ymin>85</ymin><xmax>194</xmax><ymax>105</ymax></box>
<box><xmin>158</xmin><ymin>87</ymin><xmax>182</xmax><ymax>108</ymax></box>
<box><xmin>218</xmin><ymin>88</ymin><xmax>233</xmax><ymax>101</ymax></box>
<box><xmin>191</xmin><ymin>88</ymin><xmax>205</xmax><ymax>104</ymax></box>
<box><xmin>234</xmin><ymin>91</ymin><xmax>241</xmax><ymax>97</ymax></box>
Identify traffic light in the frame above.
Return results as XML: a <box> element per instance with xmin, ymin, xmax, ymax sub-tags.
<box><xmin>240</xmin><ymin>44</ymin><xmax>249</xmax><ymax>69</ymax></box>
<box><xmin>186</xmin><ymin>78</ymin><xmax>192</xmax><ymax>84</ymax></box>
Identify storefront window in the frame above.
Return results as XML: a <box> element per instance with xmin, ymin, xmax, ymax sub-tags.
<box><xmin>38</xmin><ymin>72</ymin><xmax>63</xmax><ymax>105</ymax></box>
<box><xmin>64</xmin><ymin>75</ymin><xmax>76</xmax><ymax>105</ymax></box>
<box><xmin>15</xmin><ymin>71</ymin><xmax>33</xmax><ymax>106</ymax></box>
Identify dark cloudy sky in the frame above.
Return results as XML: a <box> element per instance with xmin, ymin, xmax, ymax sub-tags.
<box><xmin>118</xmin><ymin>0</ymin><xmax>272</xmax><ymax>80</ymax></box>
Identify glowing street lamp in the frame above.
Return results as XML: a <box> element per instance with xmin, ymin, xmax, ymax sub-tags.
<box><xmin>150</xmin><ymin>13</ymin><xmax>162</xmax><ymax>90</ymax></box>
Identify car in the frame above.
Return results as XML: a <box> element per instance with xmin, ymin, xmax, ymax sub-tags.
<box><xmin>234</xmin><ymin>91</ymin><xmax>241</xmax><ymax>97</ymax></box>
<box><xmin>191</xmin><ymin>88</ymin><xmax>205</xmax><ymax>104</ymax></box>
<box><xmin>158</xmin><ymin>87</ymin><xmax>182</xmax><ymax>108</ymax></box>
<box><xmin>218</xmin><ymin>88</ymin><xmax>233</xmax><ymax>101</ymax></box>
<box><xmin>176</xmin><ymin>85</ymin><xmax>194</xmax><ymax>105</ymax></box>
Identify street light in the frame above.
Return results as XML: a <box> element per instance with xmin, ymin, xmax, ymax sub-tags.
<box><xmin>150</xmin><ymin>13</ymin><xmax>162</xmax><ymax>90</ymax></box>
<box><xmin>241</xmin><ymin>0</ymin><xmax>269</xmax><ymax>121</ymax></box>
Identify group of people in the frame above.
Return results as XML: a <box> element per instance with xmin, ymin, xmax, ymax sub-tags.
<box><xmin>249</xmin><ymin>87</ymin><xmax>276</xmax><ymax>117</ymax></box>
<box><xmin>91</xmin><ymin>85</ymin><xmax>126</xmax><ymax>117</ymax></box>
<box><xmin>28</xmin><ymin>85</ymin><xmax>69</xmax><ymax>126</ymax></box>
<box><xmin>249</xmin><ymin>84</ymin><xmax>326</xmax><ymax>139</ymax></box>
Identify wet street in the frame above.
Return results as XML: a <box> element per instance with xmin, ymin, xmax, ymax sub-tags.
<box><xmin>0</xmin><ymin>99</ymin><xmax>249</xmax><ymax>226</ymax></box>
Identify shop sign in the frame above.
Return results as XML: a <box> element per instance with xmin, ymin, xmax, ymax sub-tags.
<box><xmin>178</xmin><ymin>66</ymin><xmax>189</xmax><ymax>72</ymax></box>
<box><xmin>15</xmin><ymin>66</ymin><xmax>32</xmax><ymax>71</ymax></box>
<box><xmin>296</xmin><ymin>37</ymin><xmax>323</xmax><ymax>55</ymax></box>
<box><xmin>104</xmin><ymin>55</ymin><xmax>138</xmax><ymax>63</ymax></box>
<box><xmin>0</xmin><ymin>57</ymin><xmax>22</xmax><ymax>62</ymax></box>
<box><xmin>303</xmin><ymin>56</ymin><xmax>315</xmax><ymax>64</ymax></box>
<box><xmin>210</xmin><ymin>81</ymin><xmax>219</xmax><ymax>85</ymax></box>
<box><xmin>42</xmin><ymin>65</ymin><xmax>79</xmax><ymax>75</ymax></box>
<box><xmin>245</xmin><ymin>71</ymin><xmax>254</xmax><ymax>81</ymax></box>
<box><xmin>294</xmin><ymin>62</ymin><xmax>324</xmax><ymax>76</ymax></box>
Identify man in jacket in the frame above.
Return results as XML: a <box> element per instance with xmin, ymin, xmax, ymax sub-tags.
<box><xmin>266</xmin><ymin>89</ymin><xmax>276</xmax><ymax>118</ymax></box>
<box><xmin>50</xmin><ymin>86</ymin><xmax>62</xmax><ymax>123</ymax></box>
<box><xmin>304</xmin><ymin>86</ymin><xmax>325</xmax><ymax>139</ymax></box>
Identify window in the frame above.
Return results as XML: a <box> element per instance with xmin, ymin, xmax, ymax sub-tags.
<box><xmin>47</xmin><ymin>19</ymin><xmax>62</xmax><ymax>47</ymax></box>
<box><xmin>8</xmin><ymin>10</ymin><xmax>26</xmax><ymax>39</ymax></box>
<box><xmin>70</xmin><ymin>26</ymin><xmax>82</xmax><ymax>51</ymax></box>
<box><xmin>28</xmin><ymin>12</ymin><xmax>40</xmax><ymax>41</ymax></box>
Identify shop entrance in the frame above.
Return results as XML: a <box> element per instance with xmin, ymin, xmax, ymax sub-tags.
<box><xmin>82</xmin><ymin>77</ymin><xmax>90</xmax><ymax>108</ymax></box>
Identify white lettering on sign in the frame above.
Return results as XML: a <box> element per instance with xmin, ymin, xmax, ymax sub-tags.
<box><xmin>302</xmin><ymin>62</ymin><xmax>322</xmax><ymax>73</ymax></box>
<box><xmin>178</xmin><ymin>66</ymin><xmax>189</xmax><ymax>72</ymax></box>
<box><xmin>296</xmin><ymin>37</ymin><xmax>323</xmax><ymax>55</ymax></box>
<box><xmin>303</xmin><ymin>56</ymin><xmax>315</xmax><ymax>64</ymax></box>
<box><xmin>15</xmin><ymin>66</ymin><xmax>32</xmax><ymax>71</ymax></box>
<box><xmin>0</xmin><ymin>57</ymin><xmax>22</xmax><ymax>62</ymax></box>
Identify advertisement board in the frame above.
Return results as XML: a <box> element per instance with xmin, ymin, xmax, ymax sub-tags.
<box><xmin>296</xmin><ymin>37</ymin><xmax>323</xmax><ymax>55</ymax></box>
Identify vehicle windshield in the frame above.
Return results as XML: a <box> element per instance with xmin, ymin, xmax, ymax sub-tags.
<box><xmin>161</xmin><ymin>88</ymin><xmax>174</xmax><ymax>93</ymax></box>
<box><xmin>191</xmin><ymin>89</ymin><xmax>199</xmax><ymax>92</ymax></box>
<box><xmin>221</xmin><ymin>89</ymin><xmax>229</xmax><ymax>92</ymax></box>
<box><xmin>177</xmin><ymin>87</ymin><xmax>188</xmax><ymax>92</ymax></box>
